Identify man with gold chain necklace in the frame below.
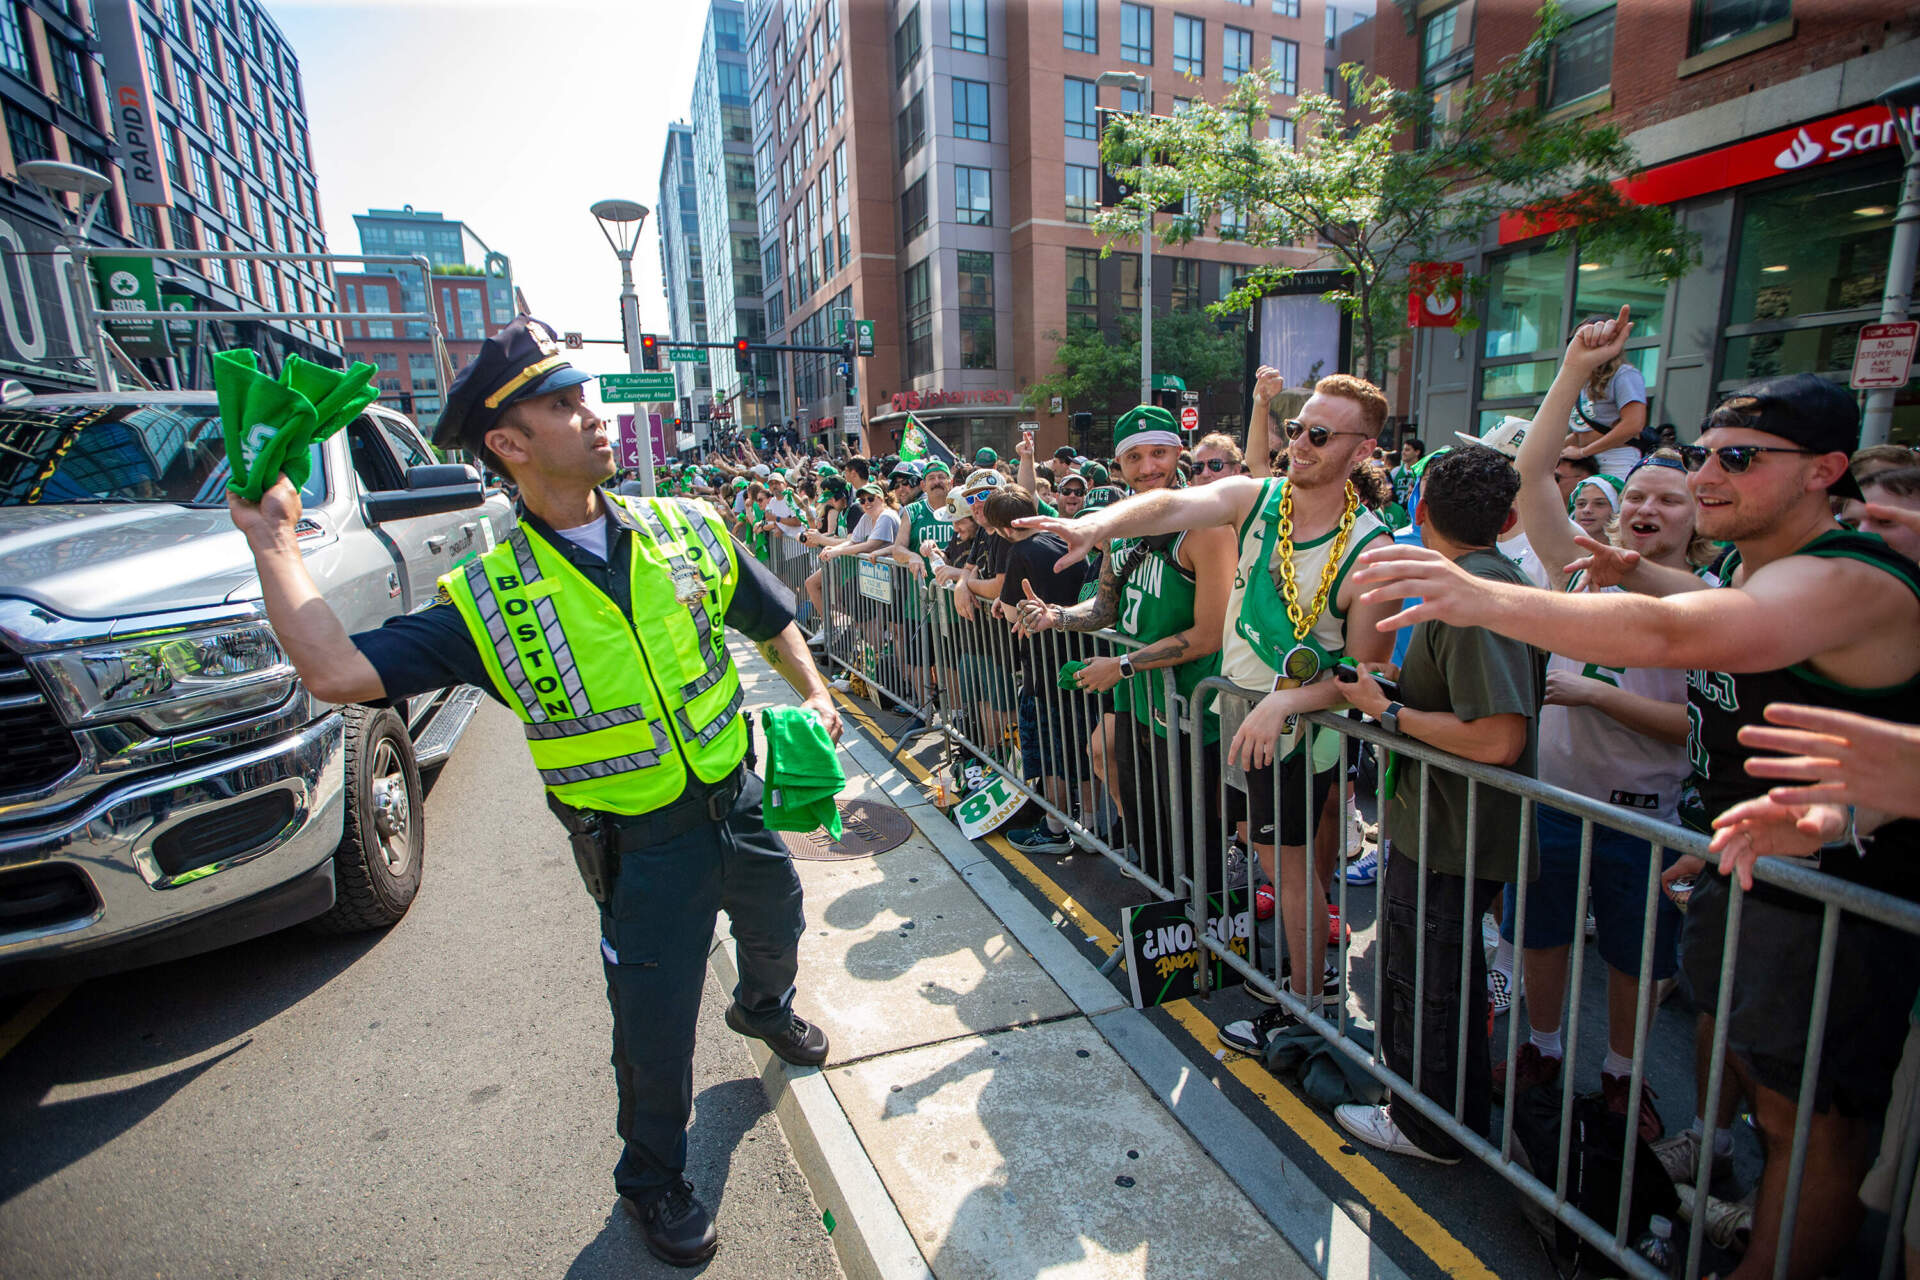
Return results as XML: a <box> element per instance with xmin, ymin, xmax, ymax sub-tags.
<box><xmin>1018</xmin><ymin>375</ymin><xmax>1399</xmax><ymax>1033</ymax></box>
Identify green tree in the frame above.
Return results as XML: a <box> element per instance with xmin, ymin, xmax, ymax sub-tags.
<box><xmin>1093</xmin><ymin>4</ymin><xmax>1696</xmax><ymax>384</ymax></box>
<box><xmin>1026</xmin><ymin>310</ymin><xmax>1243</xmax><ymax>417</ymax></box>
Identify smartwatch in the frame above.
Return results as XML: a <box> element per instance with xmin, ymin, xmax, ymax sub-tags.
<box><xmin>1118</xmin><ymin>654</ymin><xmax>1136</xmax><ymax>680</ymax></box>
<box><xmin>1380</xmin><ymin>702</ymin><xmax>1404</xmax><ymax>737</ymax></box>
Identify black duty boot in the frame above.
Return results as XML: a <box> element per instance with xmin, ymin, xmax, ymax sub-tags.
<box><xmin>724</xmin><ymin>1001</ymin><xmax>830</xmax><ymax>1066</ymax></box>
<box><xmin>622</xmin><ymin>1180</ymin><xmax>718</xmax><ymax>1267</ymax></box>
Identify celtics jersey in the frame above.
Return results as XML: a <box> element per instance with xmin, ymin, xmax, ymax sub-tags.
<box><xmin>1680</xmin><ymin>530</ymin><xmax>1920</xmax><ymax>902</ymax></box>
<box><xmin>902</xmin><ymin>497</ymin><xmax>952</xmax><ymax>567</ymax></box>
<box><xmin>1110</xmin><ymin>532</ymin><xmax>1220</xmax><ymax>739</ymax></box>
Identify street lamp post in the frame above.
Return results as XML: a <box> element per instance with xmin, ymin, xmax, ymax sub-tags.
<box><xmin>1862</xmin><ymin>74</ymin><xmax>1920</xmax><ymax>448</ymax></box>
<box><xmin>590</xmin><ymin>197</ymin><xmax>655</xmax><ymax>495</ymax></box>
<box><xmin>1097</xmin><ymin>70</ymin><xmax>1154</xmax><ymax>407</ymax></box>
<box><xmin>19</xmin><ymin>160</ymin><xmax>116</xmax><ymax>391</ymax></box>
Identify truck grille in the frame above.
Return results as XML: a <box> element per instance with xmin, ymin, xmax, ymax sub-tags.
<box><xmin>0</xmin><ymin>647</ymin><xmax>81</xmax><ymax>799</ymax></box>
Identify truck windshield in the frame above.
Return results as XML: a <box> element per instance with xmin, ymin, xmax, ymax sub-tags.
<box><xmin>0</xmin><ymin>402</ymin><xmax>324</xmax><ymax>507</ymax></box>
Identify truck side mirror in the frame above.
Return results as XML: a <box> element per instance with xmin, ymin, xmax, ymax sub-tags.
<box><xmin>364</xmin><ymin>463</ymin><xmax>485</xmax><ymax>523</ymax></box>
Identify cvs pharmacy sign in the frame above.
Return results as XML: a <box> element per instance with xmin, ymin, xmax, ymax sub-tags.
<box><xmin>1501</xmin><ymin>102</ymin><xmax>1919</xmax><ymax>245</ymax></box>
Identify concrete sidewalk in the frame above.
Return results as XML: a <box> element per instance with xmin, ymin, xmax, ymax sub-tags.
<box><xmin>720</xmin><ymin>642</ymin><xmax>1407</xmax><ymax>1280</ymax></box>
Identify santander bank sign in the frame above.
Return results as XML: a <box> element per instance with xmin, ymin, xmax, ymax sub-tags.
<box><xmin>1499</xmin><ymin>102</ymin><xmax>1919</xmax><ymax>245</ymax></box>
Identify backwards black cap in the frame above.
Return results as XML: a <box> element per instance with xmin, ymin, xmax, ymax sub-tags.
<box><xmin>1710</xmin><ymin>373</ymin><xmax>1864</xmax><ymax>500</ymax></box>
<box><xmin>433</xmin><ymin>314</ymin><xmax>594</xmax><ymax>453</ymax></box>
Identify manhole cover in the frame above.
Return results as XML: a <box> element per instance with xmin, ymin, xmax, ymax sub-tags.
<box><xmin>781</xmin><ymin>799</ymin><xmax>914</xmax><ymax>861</ymax></box>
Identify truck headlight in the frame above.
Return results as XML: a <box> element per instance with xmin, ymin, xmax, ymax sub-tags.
<box><xmin>35</xmin><ymin>622</ymin><xmax>297</xmax><ymax>731</ymax></box>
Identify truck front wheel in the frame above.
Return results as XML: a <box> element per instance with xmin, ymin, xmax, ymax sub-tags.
<box><xmin>313</xmin><ymin>705</ymin><xmax>424</xmax><ymax>933</ymax></box>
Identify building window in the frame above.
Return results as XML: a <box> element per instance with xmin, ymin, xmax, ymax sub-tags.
<box><xmin>1065</xmin><ymin>164</ymin><xmax>1098</xmax><ymax>223</ymax></box>
<box><xmin>4</xmin><ymin>105</ymin><xmax>52</xmax><ymax>167</ymax></box>
<box><xmin>1273</xmin><ymin>0</ymin><xmax>1300</xmax><ymax>15</ymax></box>
<box><xmin>1118</xmin><ymin>253</ymin><xmax>1141</xmax><ymax>309</ymax></box>
<box><xmin>1223</xmin><ymin>26</ymin><xmax>1251</xmax><ymax>82</ymax></box>
<box><xmin>957</xmin><ymin>250</ymin><xmax>992</xmax><ymax>311</ymax></box>
<box><xmin>130</xmin><ymin>202</ymin><xmax>161</xmax><ymax>248</ymax></box>
<box><xmin>223</xmin><ymin>43</ymin><xmax>240</xmax><ymax>90</ymax></box>
<box><xmin>174</xmin><ymin>62</ymin><xmax>198</xmax><ymax>122</ymax></box>
<box><xmin>1064</xmin><ymin>0</ymin><xmax>1097</xmax><ymax>53</ymax></box>
<box><xmin>1270</xmin><ymin>36</ymin><xmax>1298</xmax><ymax>95</ymax></box>
<box><xmin>1170</xmin><ymin>258</ymin><xmax>1200</xmax><ymax>310</ymax></box>
<box><xmin>894</xmin><ymin>5</ymin><xmax>920</xmax><ymax>81</ymax></box>
<box><xmin>951</xmin><ymin>0</ymin><xmax>987</xmax><ymax>54</ymax></box>
<box><xmin>161</xmin><ymin>0</ymin><xmax>184</xmax><ymax>38</ymax></box>
<box><xmin>958</xmin><ymin>250</ymin><xmax>995</xmax><ymax>369</ymax></box>
<box><xmin>1065</xmin><ymin>248</ymin><xmax>1098</xmax><ymax>307</ymax></box>
<box><xmin>956</xmin><ymin>165</ymin><xmax>993</xmax><ymax>225</ymax></box>
<box><xmin>206</xmin><ymin>95</ymin><xmax>231</xmax><ymax>152</ymax></box>
<box><xmin>1691</xmin><ymin>0</ymin><xmax>1790</xmax><ymax>56</ymax></box>
<box><xmin>1065</xmin><ymin>76</ymin><xmax>1097</xmax><ymax>139</ymax></box>
<box><xmin>1268</xmin><ymin>115</ymin><xmax>1295</xmax><ymax>147</ymax></box>
<box><xmin>1173</xmin><ymin>15</ymin><xmax>1204</xmax><ymax>76</ymax></box>
<box><xmin>218</xmin><ymin>167</ymin><xmax>239</xmax><ymax>217</ymax></box>
<box><xmin>48</xmin><ymin>37</ymin><xmax>91</xmax><ymax>116</ymax></box>
<box><xmin>901</xmin><ymin>175</ymin><xmax>928</xmax><ymax>240</ymax></box>
<box><xmin>167</xmin><ymin>204</ymin><xmax>196</xmax><ymax>254</ymax></box>
<box><xmin>1120</xmin><ymin>2</ymin><xmax>1152</xmax><ymax>64</ymax></box>
<box><xmin>1120</xmin><ymin>85</ymin><xmax>1143</xmax><ymax>112</ymax></box>
<box><xmin>1547</xmin><ymin>3</ymin><xmax>1614</xmax><ymax>109</ymax></box>
<box><xmin>904</xmin><ymin>258</ymin><xmax>932</xmax><ymax>379</ymax></box>
<box><xmin>897</xmin><ymin>89</ymin><xmax>925</xmax><ymax>162</ymax></box>
<box><xmin>161</xmin><ymin>121</ymin><xmax>183</xmax><ymax>183</ymax></box>
<box><xmin>0</xmin><ymin>5</ymin><xmax>27</xmax><ymax>78</ymax></box>
<box><xmin>1419</xmin><ymin>1</ymin><xmax>1475</xmax><ymax>142</ymax></box>
<box><xmin>188</xmin><ymin>145</ymin><xmax>213</xmax><ymax>201</ymax></box>
<box><xmin>831</xmin><ymin>64</ymin><xmax>844</xmax><ymax>115</ymax></box>
<box><xmin>953</xmin><ymin>78</ymin><xmax>989</xmax><ymax>141</ymax></box>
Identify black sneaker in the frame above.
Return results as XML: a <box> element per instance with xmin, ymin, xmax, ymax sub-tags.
<box><xmin>1007</xmin><ymin>823</ymin><xmax>1074</xmax><ymax>854</ymax></box>
<box><xmin>1249</xmin><ymin>958</ymin><xmax>1342</xmax><ymax>1007</ymax></box>
<box><xmin>622</xmin><ymin>1180</ymin><xmax>718</xmax><ymax>1267</ymax></box>
<box><xmin>725</xmin><ymin>1001</ymin><xmax>829</xmax><ymax>1066</ymax></box>
<box><xmin>1219</xmin><ymin>1005</ymin><xmax>1300</xmax><ymax>1056</ymax></box>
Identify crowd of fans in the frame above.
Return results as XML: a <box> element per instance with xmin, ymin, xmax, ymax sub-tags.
<box><xmin>625</xmin><ymin>306</ymin><xmax>1920</xmax><ymax>1280</ymax></box>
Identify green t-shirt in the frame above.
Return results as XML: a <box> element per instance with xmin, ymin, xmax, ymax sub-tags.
<box><xmin>902</xmin><ymin>497</ymin><xmax>953</xmax><ymax>567</ymax></box>
<box><xmin>744</xmin><ymin>501</ymin><xmax>771</xmax><ymax>561</ymax></box>
<box><xmin>1109</xmin><ymin>533</ymin><xmax>1221</xmax><ymax>741</ymax></box>
<box><xmin>1386</xmin><ymin>548</ymin><xmax>1541</xmax><ymax>882</ymax></box>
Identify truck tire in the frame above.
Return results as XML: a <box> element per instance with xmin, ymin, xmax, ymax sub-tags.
<box><xmin>312</xmin><ymin>704</ymin><xmax>424</xmax><ymax>933</ymax></box>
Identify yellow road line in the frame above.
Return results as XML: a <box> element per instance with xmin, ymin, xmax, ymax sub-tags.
<box><xmin>1161</xmin><ymin>998</ymin><xmax>1500</xmax><ymax>1280</ymax></box>
<box><xmin>814</xmin><ymin>678</ymin><xmax>1497</xmax><ymax>1279</ymax></box>
<box><xmin>0</xmin><ymin>985</ymin><xmax>70</xmax><ymax>1062</ymax></box>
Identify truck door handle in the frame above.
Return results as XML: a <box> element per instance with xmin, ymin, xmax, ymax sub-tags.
<box><xmin>425</xmin><ymin>535</ymin><xmax>447</xmax><ymax>553</ymax></box>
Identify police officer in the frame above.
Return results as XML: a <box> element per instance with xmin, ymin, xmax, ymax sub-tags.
<box><xmin>225</xmin><ymin>316</ymin><xmax>841</xmax><ymax>1268</ymax></box>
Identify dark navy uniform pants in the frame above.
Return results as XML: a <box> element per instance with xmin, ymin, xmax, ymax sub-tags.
<box><xmin>597</xmin><ymin>770</ymin><xmax>804</xmax><ymax>1205</ymax></box>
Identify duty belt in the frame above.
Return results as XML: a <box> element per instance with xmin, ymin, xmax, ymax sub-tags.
<box><xmin>601</xmin><ymin>766</ymin><xmax>747</xmax><ymax>851</ymax></box>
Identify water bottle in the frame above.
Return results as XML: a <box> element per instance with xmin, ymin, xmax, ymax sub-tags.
<box><xmin>1633</xmin><ymin>1214</ymin><xmax>1675</xmax><ymax>1274</ymax></box>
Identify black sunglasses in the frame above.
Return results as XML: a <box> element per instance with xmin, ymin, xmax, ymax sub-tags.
<box><xmin>1197</xmin><ymin>457</ymin><xmax>1231</xmax><ymax>472</ymax></box>
<box><xmin>1284</xmin><ymin>419</ymin><xmax>1370</xmax><ymax>447</ymax></box>
<box><xmin>1060</xmin><ymin>486</ymin><xmax>1087</xmax><ymax>496</ymax></box>
<box><xmin>1676</xmin><ymin>444</ymin><xmax>1816</xmax><ymax>474</ymax></box>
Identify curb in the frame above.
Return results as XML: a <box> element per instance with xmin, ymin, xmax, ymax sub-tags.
<box><xmin>707</xmin><ymin>934</ymin><xmax>934</xmax><ymax>1280</ymax></box>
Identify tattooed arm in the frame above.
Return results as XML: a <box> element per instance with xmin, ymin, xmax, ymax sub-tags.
<box><xmin>1014</xmin><ymin>538</ymin><xmax>1120</xmax><ymax>637</ymax></box>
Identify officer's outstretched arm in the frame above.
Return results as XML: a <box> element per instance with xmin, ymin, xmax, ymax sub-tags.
<box><xmin>229</xmin><ymin>477</ymin><xmax>387</xmax><ymax>705</ymax></box>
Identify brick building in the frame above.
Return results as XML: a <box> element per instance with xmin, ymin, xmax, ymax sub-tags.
<box><xmin>1373</xmin><ymin>0</ymin><xmax>1920</xmax><ymax>444</ymax></box>
<box><xmin>745</xmin><ymin>0</ymin><xmax>1367</xmax><ymax>457</ymax></box>
<box><xmin>0</xmin><ymin>0</ymin><xmax>341</xmax><ymax>389</ymax></box>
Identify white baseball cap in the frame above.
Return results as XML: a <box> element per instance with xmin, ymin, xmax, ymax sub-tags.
<box><xmin>1455</xmin><ymin>416</ymin><xmax>1531</xmax><ymax>459</ymax></box>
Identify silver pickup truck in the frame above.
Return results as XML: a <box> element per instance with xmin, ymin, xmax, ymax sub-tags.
<box><xmin>0</xmin><ymin>388</ymin><xmax>511</xmax><ymax>992</ymax></box>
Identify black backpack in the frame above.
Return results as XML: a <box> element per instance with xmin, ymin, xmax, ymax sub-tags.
<box><xmin>1507</xmin><ymin>1084</ymin><xmax>1681</xmax><ymax>1278</ymax></box>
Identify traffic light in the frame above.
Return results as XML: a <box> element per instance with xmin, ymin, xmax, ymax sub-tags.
<box><xmin>639</xmin><ymin>333</ymin><xmax>659</xmax><ymax>370</ymax></box>
<box><xmin>734</xmin><ymin>337</ymin><xmax>752</xmax><ymax>373</ymax></box>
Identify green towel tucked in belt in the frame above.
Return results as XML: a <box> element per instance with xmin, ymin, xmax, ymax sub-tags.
<box><xmin>761</xmin><ymin>706</ymin><xmax>847</xmax><ymax>840</ymax></box>
<box><xmin>215</xmin><ymin>348</ymin><xmax>381</xmax><ymax>501</ymax></box>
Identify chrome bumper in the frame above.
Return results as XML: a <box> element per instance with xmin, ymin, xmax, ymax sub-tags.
<box><xmin>0</xmin><ymin>713</ymin><xmax>345</xmax><ymax>966</ymax></box>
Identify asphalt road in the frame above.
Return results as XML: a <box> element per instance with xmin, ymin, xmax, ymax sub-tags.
<box><xmin>0</xmin><ymin>699</ymin><xmax>842</xmax><ymax>1280</ymax></box>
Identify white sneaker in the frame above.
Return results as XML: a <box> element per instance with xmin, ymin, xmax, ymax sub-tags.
<box><xmin>1343</xmin><ymin>846</ymin><xmax>1380</xmax><ymax>886</ymax></box>
<box><xmin>1334</xmin><ymin>1103</ymin><xmax>1460</xmax><ymax>1164</ymax></box>
<box><xmin>829</xmin><ymin>677</ymin><xmax>853</xmax><ymax>693</ymax></box>
<box><xmin>1345</xmin><ymin>800</ymin><xmax>1370</xmax><ymax>853</ymax></box>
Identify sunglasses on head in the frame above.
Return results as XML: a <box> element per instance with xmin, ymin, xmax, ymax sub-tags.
<box><xmin>1676</xmin><ymin>444</ymin><xmax>1816</xmax><ymax>474</ymax></box>
<box><xmin>1626</xmin><ymin>454</ymin><xmax>1687</xmax><ymax>481</ymax></box>
<box><xmin>1284</xmin><ymin>419</ymin><xmax>1369</xmax><ymax>447</ymax></box>
<box><xmin>1197</xmin><ymin>457</ymin><xmax>1231</xmax><ymax>472</ymax></box>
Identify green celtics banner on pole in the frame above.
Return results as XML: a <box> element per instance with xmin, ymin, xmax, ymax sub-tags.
<box><xmin>90</xmin><ymin>255</ymin><xmax>172</xmax><ymax>359</ymax></box>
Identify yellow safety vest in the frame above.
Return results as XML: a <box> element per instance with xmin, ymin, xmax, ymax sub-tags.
<box><xmin>440</xmin><ymin>492</ymin><xmax>749</xmax><ymax>815</ymax></box>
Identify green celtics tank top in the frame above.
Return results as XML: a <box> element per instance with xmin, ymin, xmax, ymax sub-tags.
<box><xmin>1110</xmin><ymin>532</ymin><xmax>1221</xmax><ymax>741</ymax></box>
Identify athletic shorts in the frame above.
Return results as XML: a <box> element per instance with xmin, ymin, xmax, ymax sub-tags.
<box><xmin>1017</xmin><ymin>689</ymin><xmax>1074</xmax><ymax>784</ymax></box>
<box><xmin>1682</xmin><ymin>873</ymin><xmax>1920</xmax><ymax>1117</ymax></box>
<box><xmin>1109</xmin><ymin>714</ymin><xmax>1225</xmax><ymax>886</ymax></box>
<box><xmin>1500</xmin><ymin>806</ymin><xmax>1682</xmax><ymax>981</ymax></box>
<box><xmin>1229</xmin><ymin>748</ymin><xmax>1338</xmax><ymax>849</ymax></box>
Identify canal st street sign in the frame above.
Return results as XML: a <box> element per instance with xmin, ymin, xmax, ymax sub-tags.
<box><xmin>1500</xmin><ymin>101</ymin><xmax>1920</xmax><ymax>245</ymax></box>
<box><xmin>667</xmin><ymin>347</ymin><xmax>705</xmax><ymax>363</ymax></box>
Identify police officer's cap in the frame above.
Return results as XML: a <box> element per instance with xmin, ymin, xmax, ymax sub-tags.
<box><xmin>433</xmin><ymin>314</ymin><xmax>595</xmax><ymax>453</ymax></box>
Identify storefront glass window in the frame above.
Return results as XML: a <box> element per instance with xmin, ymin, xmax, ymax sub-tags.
<box><xmin>1483</xmin><ymin>244</ymin><xmax>1566</xmax><ymax>358</ymax></box>
<box><xmin>1728</xmin><ymin>167</ymin><xmax>1909</xmax><ymax>327</ymax></box>
<box><xmin>1573</xmin><ymin>256</ymin><xmax>1666</xmax><ymax>338</ymax></box>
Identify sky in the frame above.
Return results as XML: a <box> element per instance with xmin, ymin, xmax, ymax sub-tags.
<box><xmin>268</xmin><ymin>0</ymin><xmax>709</xmax><ymax>390</ymax></box>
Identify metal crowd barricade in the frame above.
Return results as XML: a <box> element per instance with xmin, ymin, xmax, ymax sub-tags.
<box><xmin>766</xmin><ymin>532</ymin><xmax>819</xmax><ymax>635</ymax></box>
<box><xmin>1185</xmin><ymin>676</ymin><xmax>1920</xmax><ymax>1280</ymax></box>
<box><xmin>817</xmin><ymin>552</ymin><xmax>937</xmax><ymax>720</ymax></box>
<box><xmin>923</xmin><ymin>577</ymin><xmax>1193</xmax><ymax>904</ymax></box>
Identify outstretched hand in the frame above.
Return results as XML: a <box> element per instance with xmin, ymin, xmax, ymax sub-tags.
<box><xmin>1349</xmin><ymin>544</ymin><xmax>1493</xmax><ymax>632</ymax></box>
<box><xmin>1012</xmin><ymin>514</ymin><xmax>1101</xmax><ymax>571</ymax></box>
<box><xmin>1012</xmin><ymin>579</ymin><xmax>1058</xmax><ymax>639</ymax></box>
<box><xmin>1738</xmin><ymin>702</ymin><xmax>1920</xmax><ymax>819</ymax></box>
<box><xmin>1563</xmin><ymin>534</ymin><xmax>1640</xmax><ymax>590</ymax></box>
<box><xmin>1708</xmin><ymin>796</ymin><xmax>1847</xmax><ymax>891</ymax></box>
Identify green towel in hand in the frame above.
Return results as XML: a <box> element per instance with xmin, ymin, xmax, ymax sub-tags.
<box><xmin>215</xmin><ymin>348</ymin><xmax>380</xmax><ymax>501</ymax></box>
<box><xmin>761</xmin><ymin>706</ymin><xmax>846</xmax><ymax>840</ymax></box>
